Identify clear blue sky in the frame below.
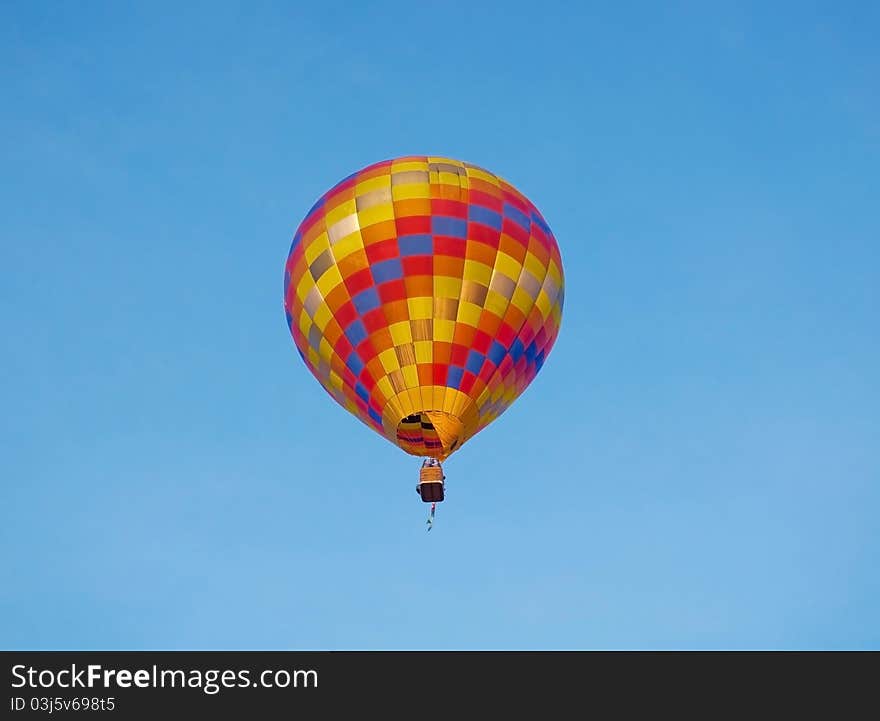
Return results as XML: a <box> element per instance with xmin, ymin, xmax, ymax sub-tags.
<box><xmin>2</xmin><ymin>1</ymin><xmax>878</xmax><ymax>650</ymax></box>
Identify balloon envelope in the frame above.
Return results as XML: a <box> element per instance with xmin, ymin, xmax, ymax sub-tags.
<box><xmin>284</xmin><ymin>156</ymin><xmax>564</xmax><ymax>459</ymax></box>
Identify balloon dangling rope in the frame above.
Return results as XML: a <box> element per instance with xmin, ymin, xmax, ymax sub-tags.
<box><xmin>426</xmin><ymin>502</ymin><xmax>436</xmax><ymax>531</ymax></box>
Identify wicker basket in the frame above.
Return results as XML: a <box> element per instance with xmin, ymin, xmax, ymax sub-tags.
<box><xmin>419</xmin><ymin>465</ymin><xmax>445</xmax><ymax>483</ymax></box>
<box><xmin>418</xmin><ymin>463</ymin><xmax>445</xmax><ymax>502</ymax></box>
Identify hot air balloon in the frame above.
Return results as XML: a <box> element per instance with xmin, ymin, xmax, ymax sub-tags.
<box><xmin>283</xmin><ymin>156</ymin><xmax>564</xmax><ymax>522</ymax></box>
